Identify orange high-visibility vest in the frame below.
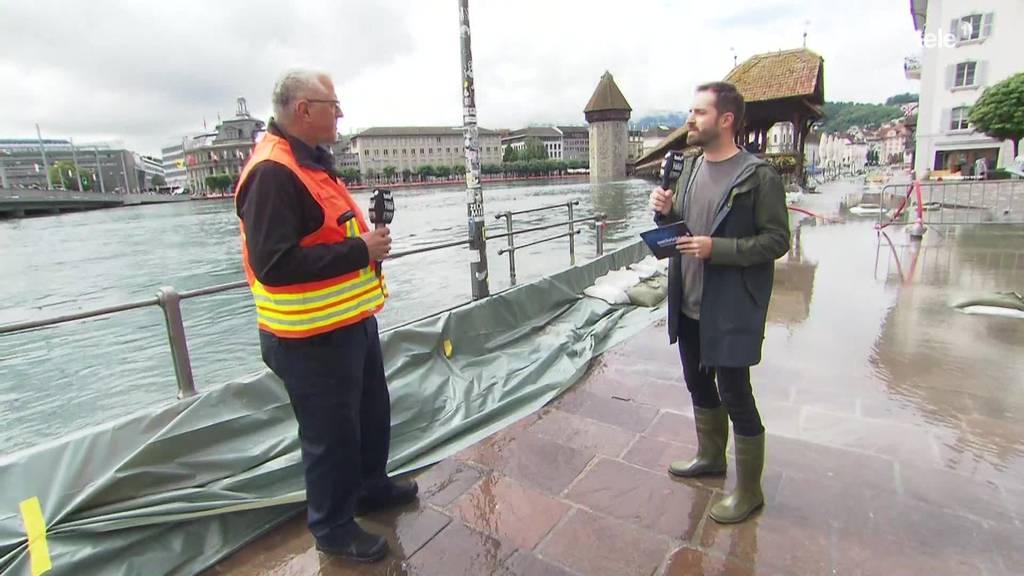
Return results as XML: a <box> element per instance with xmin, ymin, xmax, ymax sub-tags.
<box><xmin>235</xmin><ymin>132</ymin><xmax>386</xmax><ymax>339</ymax></box>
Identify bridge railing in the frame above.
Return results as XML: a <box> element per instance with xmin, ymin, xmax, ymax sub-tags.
<box><xmin>0</xmin><ymin>204</ymin><xmax>616</xmax><ymax>399</ymax></box>
<box><xmin>491</xmin><ymin>200</ymin><xmax>614</xmax><ymax>285</ymax></box>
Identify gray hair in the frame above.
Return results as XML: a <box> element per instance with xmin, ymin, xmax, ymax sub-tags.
<box><xmin>272</xmin><ymin>69</ymin><xmax>328</xmax><ymax>119</ymax></box>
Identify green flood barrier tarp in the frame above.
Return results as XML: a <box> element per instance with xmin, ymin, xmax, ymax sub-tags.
<box><xmin>0</xmin><ymin>241</ymin><xmax>666</xmax><ymax>575</ymax></box>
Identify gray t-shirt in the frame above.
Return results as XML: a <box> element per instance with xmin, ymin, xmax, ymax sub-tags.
<box><xmin>680</xmin><ymin>151</ymin><xmax>754</xmax><ymax>320</ymax></box>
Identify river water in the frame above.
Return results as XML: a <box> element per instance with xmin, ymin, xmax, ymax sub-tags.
<box><xmin>4</xmin><ymin>176</ymin><xmax>1022</xmax><ymax>473</ymax></box>
<box><xmin>0</xmin><ymin>179</ymin><xmax>654</xmax><ymax>453</ymax></box>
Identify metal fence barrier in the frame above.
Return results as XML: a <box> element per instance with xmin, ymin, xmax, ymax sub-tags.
<box><xmin>877</xmin><ymin>180</ymin><xmax>1024</xmax><ymax>229</ymax></box>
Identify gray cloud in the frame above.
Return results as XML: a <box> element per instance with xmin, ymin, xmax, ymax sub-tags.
<box><xmin>0</xmin><ymin>0</ymin><xmax>920</xmax><ymax>155</ymax></box>
<box><xmin>1</xmin><ymin>0</ymin><xmax>415</xmax><ymax>152</ymax></box>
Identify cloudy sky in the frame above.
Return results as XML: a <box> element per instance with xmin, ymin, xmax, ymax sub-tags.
<box><xmin>0</xmin><ymin>0</ymin><xmax>921</xmax><ymax>156</ymax></box>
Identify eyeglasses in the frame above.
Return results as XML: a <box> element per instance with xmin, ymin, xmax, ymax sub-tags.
<box><xmin>306</xmin><ymin>99</ymin><xmax>342</xmax><ymax>114</ymax></box>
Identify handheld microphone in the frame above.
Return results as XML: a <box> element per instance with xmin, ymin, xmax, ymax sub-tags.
<box><xmin>368</xmin><ymin>189</ymin><xmax>394</xmax><ymax>276</ymax></box>
<box><xmin>656</xmin><ymin>151</ymin><xmax>685</xmax><ymax>222</ymax></box>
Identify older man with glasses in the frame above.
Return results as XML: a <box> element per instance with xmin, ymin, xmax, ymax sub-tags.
<box><xmin>234</xmin><ymin>69</ymin><xmax>415</xmax><ymax>563</ymax></box>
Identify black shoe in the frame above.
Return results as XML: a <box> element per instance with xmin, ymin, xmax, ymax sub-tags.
<box><xmin>315</xmin><ymin>522</ymin><xmax>388</xmax><ymax>563</ymax></box>
<box><xmin>356</xmin><ymin>479</ymin><xmax>419</xmax><ymax>515</ymax></box>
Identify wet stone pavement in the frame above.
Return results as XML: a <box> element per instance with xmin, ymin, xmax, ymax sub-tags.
<box><xmin>206</xmin><ymin>210</ymin><xmax>1024</xmax><ymax>575</ymax></box>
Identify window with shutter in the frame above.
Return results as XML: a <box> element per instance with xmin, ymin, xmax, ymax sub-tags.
<box><xmin>957</xmin><ymin>14</ymin><xmax>983</xmax><ymax>41</ymax></box>
<box><xmin>976</xmin><ymin>61</ymin><xmax>988</xmax><ymax>87</ymax></box>
<box><xmin>982</xmin><ymin>13</ymin><xmax>993</xmax><ymax>38</ymax></box>
<box><xmin>954</xmin><ymin>62</ymin><xmax>977</xmax><ymax>87</ymax></box>
<box><xmin>950</xmin><ymin>107</ymin><xmax>971</xmax><ymax>131</ymax></box>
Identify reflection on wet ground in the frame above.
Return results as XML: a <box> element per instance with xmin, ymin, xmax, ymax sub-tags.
<box><xmin>206</xmin><ymin>179</ymin><xmax>1024</xmax><ymax>575</ymax></box>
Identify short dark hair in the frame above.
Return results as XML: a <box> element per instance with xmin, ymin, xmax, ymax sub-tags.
<box><xmin>696</xmin><ymin>81</ymin><xmax>745</xmax><ymax>135</ymax></box>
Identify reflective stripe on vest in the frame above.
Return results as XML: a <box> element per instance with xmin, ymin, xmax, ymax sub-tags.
<box><xmin>236</xmin><ymin>132</ymin><xmax>386</xmax><ymax>338</ymax></box>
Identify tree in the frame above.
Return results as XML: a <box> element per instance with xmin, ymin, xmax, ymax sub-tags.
<box><xmin>506</xmin><ymin>160</ymin><xmax>527</xmax><ymax>176</ymax></box>
<box><xmin>49</xmin><ymin>160</ymin><xmax>93</xmax><ymax>191</ymax></box>
<box><xmin>364</xmin><ymin>168</ymin><xmax>377</xmax><ymax>183</ymax></box>
<box><xmin>502</xmin><ymin>146</ymin><xmax>519</xmax><ymax>163</ymax></box>
<box><xmin>435</xmin><ymin>165</ymin><xmax>453</xmax><ymax>179</ymax></box>
<box><xmin>822</xmin><ymin>102</ymin><xmax>903</xmax><ymax>133</ymax></box>
<box><xmin>415</xmin><ymin>165</ymin><xmax>433</xmax><ymax>180</ymax></box>
<box><xmin>339</xmin><ymin>168</ymin><xmax>361</xmax><ymax>184</ymax></box>
<box><xmin>151</xmin><ymin>174</ymin><xmax>167</xmax><ymax>187</ymax></box>
<box><xmin>523</xmin><ymin>137</ymin><xmax>548</xmax><ymax>160</ymax></box>
<box><xmin>970</xmin><ymin>72</ymin><xmax>1024</xmax><ymax>159</ymax></box>
<box><xmin>539</xmin><ymin>159</ymin><xmax>559</xmax><ymax>175</ymax></box>
<box><xmin>204</xmin><ymin>174</ymin><xmax>233</xmax><ymax>192</ymax></box>
<box><xmin>382</xmin><ymin>166</ymin><xmax>397</xmax><ymax>182</ymax></box>
<box><xmin>884</xmin><ymin>93</ymin><xmax>919</xmax><ymax>106</ymax></box>
<box><xmin>401</xmin><ymin>168</ymin><xmax>413</xmax><ymax>183</ymax></box>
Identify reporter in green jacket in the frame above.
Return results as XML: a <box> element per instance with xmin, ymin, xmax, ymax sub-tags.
<box><xmin>650</xmin><ymin>81</ymin><xmax>790</xmax><ymax>524</ymax></box>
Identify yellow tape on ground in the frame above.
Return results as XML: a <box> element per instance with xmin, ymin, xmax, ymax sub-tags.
<box><xmin>19</xmin><ymin>497</ymin><xmax>52</xmax><ymax>576</ymax></box>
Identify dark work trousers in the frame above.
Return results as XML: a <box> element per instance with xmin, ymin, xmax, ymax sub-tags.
<box><xmin>677</xmin><ymin>313</ymin><xmax>765</xmax><ymax>437</ymax></box>
<box><xmin>259</xmin><ymin>316</ymin><xmax>391</xmax><ymax>541</ymax></box>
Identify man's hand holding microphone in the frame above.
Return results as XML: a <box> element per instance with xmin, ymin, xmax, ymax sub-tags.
<box><xmin>649</xmin><ymin>151</ymin><xmax>712</xmax><ymax>259</ymax></box>
<box><xmin>365</xmin><ymin>188</ymin><xmax>395</xmax><ymax>273</ymax></box>
<box><xmin>650</xmin><ymin>150</ymin><xmax>684</xmax><ymax>218</ymax></box>
<box><xmin>361</xmin><ymin>227</ymin><xmax>391</xmax><ymax>262</ymax></box>
<box><xmin>649</xmin><ymin>186</ymin><xmax>673</xmax><ymax>217</ymax></box>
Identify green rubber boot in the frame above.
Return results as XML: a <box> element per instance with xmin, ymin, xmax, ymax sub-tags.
<box><xmin>709</xmin><ymin>432</ymin><xmax>765</xmax><ymax>524</ymax></box>
<box><xmin>668</xmin><ymin>406</ymin><xmax>728</xmax><ymax>478</ymax></box>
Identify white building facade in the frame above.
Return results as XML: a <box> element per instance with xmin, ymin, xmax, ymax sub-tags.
<box><xmin>501</xmin><ymin>127</ymin><xmax>563</xmax><ymax>160</ymax></box>
<box><xmin>353</xmin><ymin>127</ymin><xmax>501</xmax><ymax>174</ymax></box>
<box><xmin>767</xmin><ymin>123</ymin><xmax>796</xmax><ymax>155</ymax></box>
<box><xmin>911</xmin><ymin>0</ymin><xmax>1023</xmax><ymax>177</ymax></box>
<box><xmin>161</xmin><ymin>133</ymin><xmax>204</xmax><ymax>189</ymax></box>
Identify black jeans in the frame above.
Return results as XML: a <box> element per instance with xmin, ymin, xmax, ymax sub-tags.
<box><xmin>677</xmin><ymin>314</ymin><xmax>764</xmax><ymax>437</ymax></box>
<box><xmin>259</xmin><ymin>316</ymin><xmax>391</xmax><ymax>541</ymax></box>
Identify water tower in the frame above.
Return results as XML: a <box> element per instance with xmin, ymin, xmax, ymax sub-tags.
<box><xmin>585</xmin><ymin>71</ymin><xmax>632</xmax><ymax>184</ymax></box>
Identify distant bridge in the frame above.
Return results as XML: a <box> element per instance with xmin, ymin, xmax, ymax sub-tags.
<box><xmin>0</xmin><ymin>189</ymin><xmax>188</xmax><ymax>218</ymax></box>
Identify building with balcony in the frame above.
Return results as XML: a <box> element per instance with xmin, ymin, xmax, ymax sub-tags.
<box><xmin>910</xmin><ymin>0</ymin><xmax>1022</xmax><ymax>177</ymax></box>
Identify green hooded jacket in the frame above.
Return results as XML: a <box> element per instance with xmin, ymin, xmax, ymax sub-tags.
<box><xmin>658</xmin><ymin>150</ymin><xmax>790</xmax><ymax>367</ymax></box>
